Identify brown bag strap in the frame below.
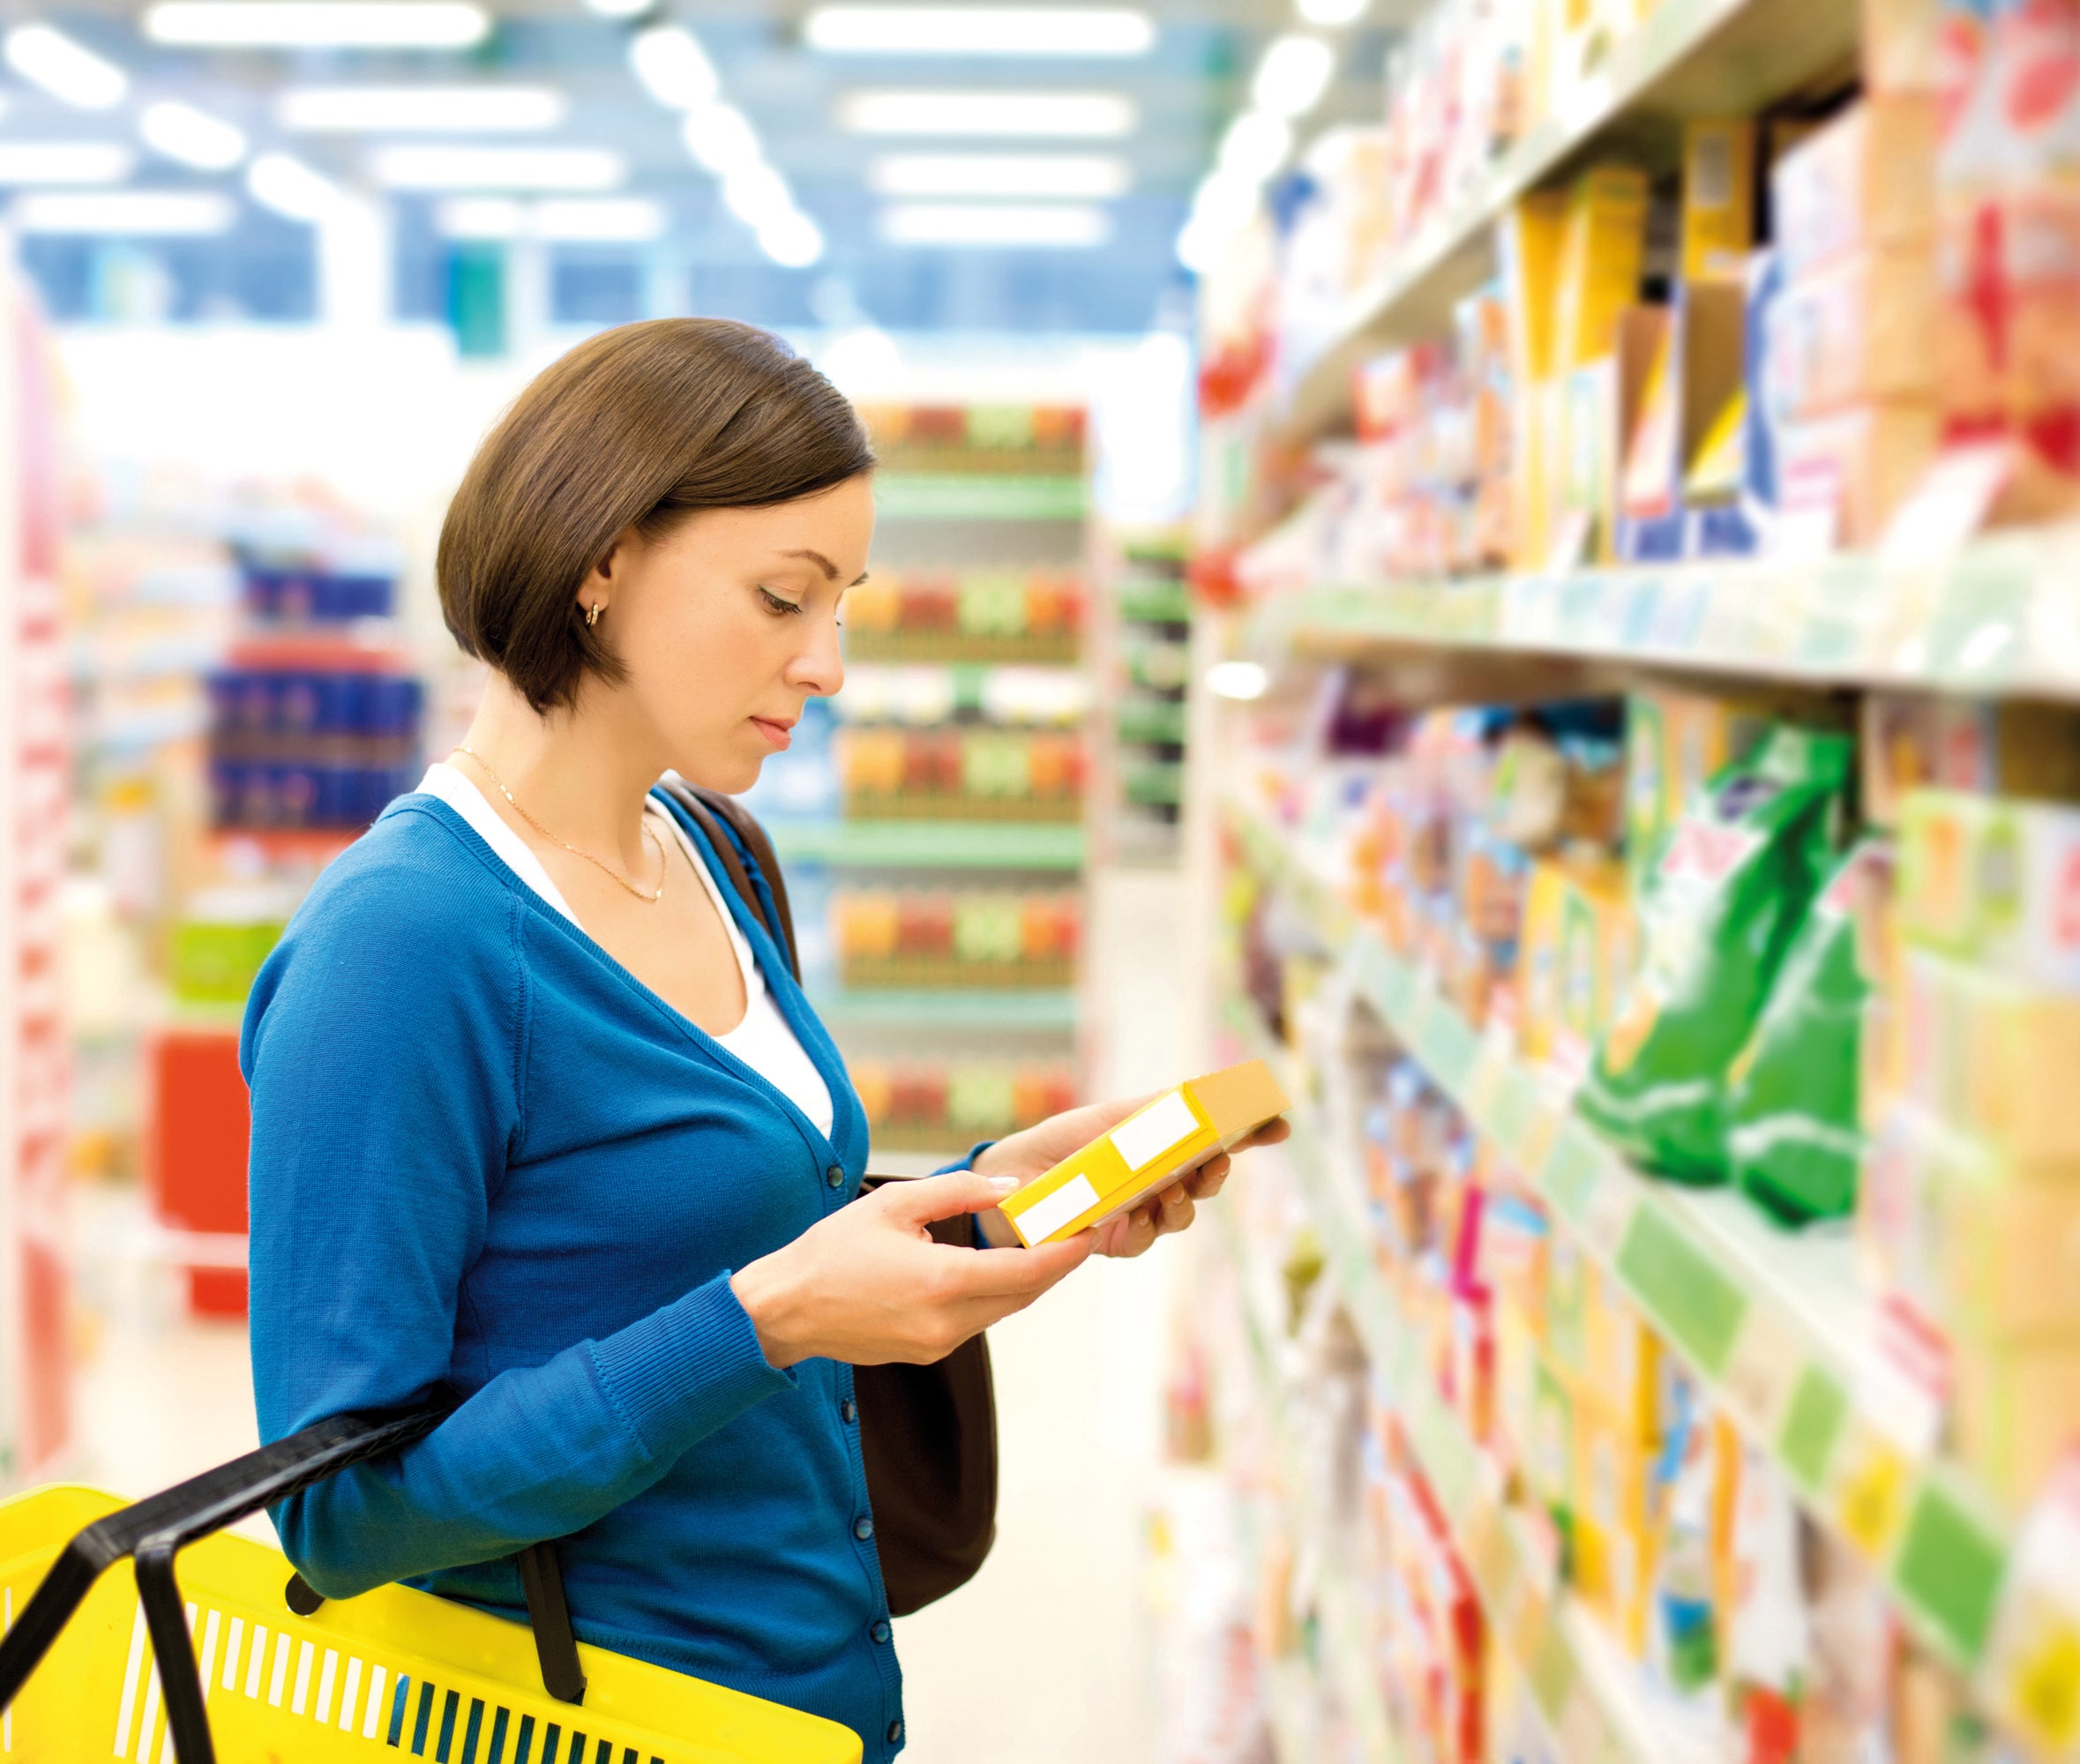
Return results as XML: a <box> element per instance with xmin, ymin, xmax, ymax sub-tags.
<box><xmin>656</xmin><ymin>780</ymin><xmax>801</xmax><ymax>983</ymax></box>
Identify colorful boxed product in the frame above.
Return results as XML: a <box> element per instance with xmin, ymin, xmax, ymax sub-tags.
<box><xmin>1863</xmin><ymin>695</ymin><xmax>2080</xmax><ymax>828</ymax></box>
<box><xmin>1680</xmin><ymin>118</ymin><xmax>1759</xmax><ymax>283</ymax></box>
<box><xmin>1769</xmin><ymin>98</ymin><xmax>1940</xmax><ymax>281</ymax></box>
<box><xmin>1897</xmin><ymin>789</ymin><xmax>2080</xmax><ymax>987</ymax></box>
<box><xmin>1571</xmin><ymin>1409</ymin><xmax>1656</xmax><ymax>1652</ymax></box>
<box><xmin>1518</xmin><ymin>855</ymin><xmax>1634</xmax><ymax>1084</ymax></box>
<box><xmin>1774</xmin><ymin>400</ymin><xmax>1941</xmax><ymax>549</ymax></box>
<box><xmin>1765</xmin><ymin>247</ymin><xmax>1940</xmax><ymax>416</ymax></box>
<box><xmin>1949</xmin><ymin>1334</ymin><xmax>2080</xmax><ymax>1510</ymax></box>
<box><xmin>1896</xmin><ymin>947</ymin><xmax>2080</xmax><ymax>1160</ymax></box>
<box><xmin>999</xmin><ymin>1059</ymin><xmax>1291</xmax><ymax>1246</ymax></box>
<box><xmin>1555</xmin><ymin>163</ymin><xmax>1651</xmax><ymax>374</ymax></box>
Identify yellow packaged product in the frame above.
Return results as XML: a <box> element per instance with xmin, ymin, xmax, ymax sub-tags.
<box><xmin>1861</xmin><ymin>696</ymin><xmax>2080</xmax><ymax>830</ymax></box>
<box><xmin>1571</xmin><ymin>1411</ymin><xmax>1656</xmax><ymax>1654</ymax></box>
<box><xmin>1897</xmin><ymin>787</ymin><xmax>2080</xmax><ymax>987</ymax></box>
<box><xmin>1582</xmin><ymin>1265</ymin><xmax>1664</xmax><ymax>1443</ymax></box>
<box><xmin>1949</xmin><ymin>1334</ymin><xmax>2080</xmax><ymax>1512</ymax></box>
<box><xmin>999</xmin><ymin>1059</ymin><xmax>1290</xmax><ymax>1245</ymax></box>
<box><xmin>1680</xmin><ymin>118</ymin><xmax>1757</xmax><ymax>284</ymax></box>
<box><xmin>1519</xmin><ymin>856</ymin><xmax>1635</xmax><ymax>1082</ymax></box>
<box><xmin>1622</xmin><ymin>685</ymin><xmax>1784</xmax><ymax>886</ymax></box>
<box><xmin>1897</xmin><ymin>948</ymin><xmax>2080</xmax><ymax>1161</ymax></box>
<box><xmin>1555</xmin><ymin>163</ymin><xmax>1652</xmax><ymax>374</ymax></box>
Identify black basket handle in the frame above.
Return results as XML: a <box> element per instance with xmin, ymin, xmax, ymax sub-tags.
<box><xmin>0</xmin><ymin>1401</ymin><xmax>587</xmax><ymax>1764</ymax></box>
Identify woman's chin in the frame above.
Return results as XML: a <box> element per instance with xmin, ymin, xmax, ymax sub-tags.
<box><xmin>672</xmin><ymin>752</ymin><xmax>765</xmax><ymax>796</ymax></box>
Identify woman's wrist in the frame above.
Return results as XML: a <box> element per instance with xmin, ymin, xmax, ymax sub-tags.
<box><xmin>729</xmin><ymin>1255</ymin><xmax>807</xmax><ymax>1370</ymax></box>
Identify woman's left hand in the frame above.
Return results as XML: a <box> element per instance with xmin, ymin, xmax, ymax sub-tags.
<box><xmin>969</xmin><ymin>1095</ymin><xmax>1290</xmax><ymax>1258</ymax></box>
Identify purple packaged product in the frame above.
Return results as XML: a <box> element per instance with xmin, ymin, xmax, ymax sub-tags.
<box><xmin>317</xmin><ymin>573</ymin><xmax>396</xmax><ymax>620</ymax></box>
<box><xmin>1687</xmin><ymin>504</ymin><xmax>1760</xmax><ymax>557</ymax></box>
<box><xmin>1614</xmin><ymin>512</ymin><xmax>1687</xmax><ymax>563</ymax></box>
<box><xmin>277</xmin><ymin>673</ymin><xmax>323</xmax><ymax>734</ymax></box>
<box><xmin>1742</xmin><ymin>249</ymin><xmax>1784</xmax><ymax>523</ymax></box>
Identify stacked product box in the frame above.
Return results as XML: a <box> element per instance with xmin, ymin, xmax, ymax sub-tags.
<box><xmin>841</xmin><ymin>570</ymin><xmax>1085</xmax><ymax>665</ymax></box>
<box><xmin>848</xmin><ymin>1058</ymin><xmax>1077</xmax><ymax>1153</ymax></box>
<box><xmin>834</xmin><ymin>725</ymin><xmax>1085</xmax><ymax>821</ymax></box>
<box><xmin>856</xmin><ymin>404</ymin><xmax>1086</xmax><ymax>476</ymax></box>
<box><xmin>206</xmin><ymin>661</ymin><xmax>424</xmax><ymax>832</ymax></box>
<box><xmin>832</xmin><ymin>888</ymin><xmax>1080</xmax><ymax>989</ymax></box>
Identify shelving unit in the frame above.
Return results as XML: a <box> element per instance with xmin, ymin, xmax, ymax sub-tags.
<box><xmin>874</xmin><ymin>474</ymin><xmax>1088</xmax><ymax>523</ymax></box>
<box><xmin>1246</xmin><ymin>527</ymin><xmax>2080</xmax><ymax>701</ymax></box>
<box><xmin>1223</xmin><ymin>793</ymin><xmax>2080</xmax><ymax>1760</ymax></box>
<box><xmin>767</xmin><ymin>818</ymin><xmax>1086</xmax><ymax>872</ymax></box>
<box><xmin>808</xmin><ymin>987</ymin><xmax>1079</xmax><ymax>1035</ymax></box>
<box><xmin>1268</xmin><ymin>0</ymin><xmax>1860</xmax><ymax>448</ymax></box>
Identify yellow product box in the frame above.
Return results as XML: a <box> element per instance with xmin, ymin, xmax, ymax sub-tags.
<box><xmin>1950</xmin><ymin>1334</ymin><xmax>2080</xmax><ymax>1512</ymax></box>
<box><xmin>1862</xmin><ymin>697</ymin><xmax>2080</xmax><ymax>830</ymax></box>
<box><xmin>1680</xmin><ymin>118</ymin><xmax>1757</xmax><ymax>283</ymax></box>
<box><xmin>1897</xmin><ymin>948</ymin><xmax>2080</xmax><ymax>1162</ymax></box>
<box><xmin>1897</xmin><ymin>788</ymin><xmax>2080</xmax><ymax>988</ymax></box>
<box><xmin>1494</xmin><ymin>1293</ymin><xmax>1544</xmax><ymax>1473</ymax></box>
<box><xmin>1529</xmin><ymin>1358</ymin><xmax>1578</xmax><ymax>1519</ymax></box>
<box><xmin>1498</xmin><ymin>191</ymin><xmax>1570</xmax><ymax>385</ymax></box>
<box><xmin>1769</xmin><ymin>244</ymin><xmax>1939</xmax><ymax>418</ymax></box>
<box><xmin>999</xmin><ymin>1059</ymin><xmax>1291</xmax><ymax>1246</ymax></box>
<box><xmin>1770</xmin><ymin>96</ymin><xmax>1941</xmax><ymax>281</ymax></box>
<box><xmin>1520</xmin><ymin>856</ymin><xmax>1635</xmax><ymax>1082</ymax></box>
<box><xmin>1862</xmin><ymin>1102</ymin><xmax>2080</xmax><ymax>1343</ymax></box>
<box><xmin>1570</xmin><ymin>1413</ymin><xmax>1655</xmax><ymax>1654</ymax></box>
<box><xmin>1555</xmin><ymin>164</ymin><xmax>1651</xmax><ymax>377</ymax></box>
<box><xmin>1543</xmin><ymin>1231</ymin><xmax>1592</xmax><ymax>1380</ymax></box>
<box><xmin>1582</xmin><ymin>1264</ymin><xmax>1665</xmax><ymax>1443</ymax></box>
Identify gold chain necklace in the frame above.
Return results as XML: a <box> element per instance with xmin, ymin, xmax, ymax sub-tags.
<box><xmin>453</xmin><ymin>744</ymin><xmax>666</xmax><ymax>904</ymax></box>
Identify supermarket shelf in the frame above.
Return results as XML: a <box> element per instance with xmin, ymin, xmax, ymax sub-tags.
<box><xmin>1246</xmin><ymin>527</ymin><xmax>2080</xmax><ymax>699</ymax></box>
<box><xmin>1123</xmin><ymin>760</ymin><xmax>1186</xmax><ymax>807</ymax></box>
<box><xmin>1218</xmin><ymin>998</ymin><xmax>1675</xmax><ymax>1764</ymax></box>
<box><xmin>1213</xmin><ymin>1210</ymin><xmax>1406</xmax><ymax>1764</ymax></box>
<box><xmin>842</xmin><ymin>634</ymin><xmax>1081</xmax><ymax>666</ymax></box>
<box><xmin>874</xmin><ymin>474</ymin><xmax>1088</xmax><ymax>523</ymax></box>
<box><xmin>1117</xmin><ymin>700</ymin><xmax>1189</xmax><ymax>746</ymax></box>
<box><xmin>807</xmin><ymin>986</ymin><xmax>1077</xmax><ymax>1033</ymax></box>
<box><xmin>1271</xmin><ymin>0</ymin><xmax>1860</xmax><ymax>445</ymax></box>
<box><xmin>766</xmin><ymin>818</ymin><xmax>1086</xmax><ymax>871</ymax></box>
<box><xmin>1224</xmin><ymin>796</ymin><xmax>2079</xmax><ymax>1760</ymax></box>
<box><xmin>1118</xmin><ymin>581</ymin><xmax>1193</xmax><ymax>626</ymax></box>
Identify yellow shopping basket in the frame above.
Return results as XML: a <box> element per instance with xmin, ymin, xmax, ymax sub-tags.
<box><xmin>0</xmin><ymin>1404</ymin><xmax>863</xmax><ymax>1764</ymax></box>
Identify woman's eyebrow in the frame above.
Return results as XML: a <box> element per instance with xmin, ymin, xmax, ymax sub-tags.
<box><xmin>780</xmin><ymin>548</ymin><xmax>841</xmax><ymax>580</ymax></box>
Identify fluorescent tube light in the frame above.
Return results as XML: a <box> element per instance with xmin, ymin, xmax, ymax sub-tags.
<box><xmin>249</xmin><ymin>151</ymin><xmax>348</xmax><ymax>220</ymax></box>
<box><xmin>1217</xmin><ymin>110</ymin><xmax>1291</xmax><ymax>183</ymax></box>
<box><xmin>0</xmin><ymin>142</ymin><xmax>135</xmax><ymax>184</ymax></box>
<box><xmin>4</xmin><ymin>26</ymin><xmax>127</xmax><ymax>110</ymax></box>
<box><xmin>630</xmin><ymin>27</ymin><xmax>718</xmax><ymax>109</ymax></box>
<box><xmin>806</xmin><ymin>6</ymin><xmax>1153</xmax><ymax>56</ymax></box>
<box><xmin>436</xmin><ymin>195</ymin><xmax>670</xmax><ymax>242</ymax></box>
<box><xmin>868</xmin><ymin>150</ymin><xmax>1126</xmax><ymax>197</ymax></box>
<box><xmin>583</xmin><ymin>0</ymin><xmax>652</xmax><ymax>14</ymax></box>
<box><xmin>278</xmin><ymin>86</ymin><xmax>565</xmax><ymax>131</ymax></box>
<box><xmin>368</xmin><ymin>144</ymin><xmax>625</xmax><ymax>191</ymax></box>
<box><xmin>1298</xmin><ymin>0</ymin><xmax>1366</xmax><ymax>20</ymax></box>
<box><xmin>145</xmin><ymin>2</ymin><xmax>490</xmax><ymax>48</ymax></box>
<box><xmin>681</xmin><ymin>103</ymin><xmax>762</xmax><ymax>176</ymax></box>
<box><xmin>879</xmin><ymin>199</ymin><xmax>1109</xmax><ymax>245</ymax></box>
<box><xmin>759</xmin><ymin>209</ymin><xmax>824</xmax><ymax>267</ymax></box>
<box><xmin>839</xmin><ymin>89</ymin><xmax>1134</xmax><ymax>137</ymax></box>
<box><xmin>140</xmin><ymin>101</ymin><xmax>248</xmax><ymax>168</ymax></box>
<box><xmin>1252</xmin><ymin>34</ymin><xmax>1334</xmax><ymax>117</ymax></box>
<box><xmin>13</xmin><ymin>190</ymin><xmax>236</xmax><ymax>235</ymax></box>
<box><xmin>722</xmin><ymin>161</ymin><xmax>791</xmax><ymax>227</ymax></box>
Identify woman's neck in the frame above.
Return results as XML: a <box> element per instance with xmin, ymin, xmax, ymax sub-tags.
<box><xmin>455</xmin><ymin>673</ymin><xmax>664</xmax><ymax>873</ymax></box>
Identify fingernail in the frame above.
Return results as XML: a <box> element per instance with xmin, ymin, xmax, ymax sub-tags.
<box><xmin>988</xmin><ymin>1175</ymin><xmax>1021</xmax><ymax>1193</ymax></box>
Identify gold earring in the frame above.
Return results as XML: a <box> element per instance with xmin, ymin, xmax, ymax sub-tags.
<box><xmin>586</xmin><ymin>602</ymin><xmax>602</xmax><ymax>628</ymax></box>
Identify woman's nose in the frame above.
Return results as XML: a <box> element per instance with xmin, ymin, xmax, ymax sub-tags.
<box><xmin>790</xmin><ymin>610</ymin><xmax>845</xmax><ymax>697</ymax></box>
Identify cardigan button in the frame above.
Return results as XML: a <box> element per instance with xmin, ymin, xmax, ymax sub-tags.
<box><xmin>887</xmin><ymin>1720</ymin><xmax>904</xmax><ymax>1745</ymax></box>
<box><xmin>841</xmin><ymin>1398</ymin><xmax>857</xmax><ymax>1424</ymax></box>
<box><xmin>826</xmin><ymin>1164</ymin><xmax>844</xmax><ymax>1189</ymax></box>
<box><xmin>870</xmin><ymin>1620</ymin><xmax>892</xmax><ymax>1645</ymax></box>
<box><xmin>853</xmin><ymin>1515</ymin><xmax>875</xmax><ymax>1542</ymax></box>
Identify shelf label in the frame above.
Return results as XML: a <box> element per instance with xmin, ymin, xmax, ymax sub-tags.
<box><xmin>1614</xmin><ymin>1206</ymin><xmax>1747</xmax><ymax>1377</ymax></box>
<box><xmin>1776</xmin><ymin>1364</ymin><xmax>1850</xmax><ymax>1494</ymax></box>
<box><xmin>1542</xmin><ymin>1122</ymin><xmax>1606</xmax><ymax>1223</ymax></box>
<box><xmin>1894</xmin><ymin>1481</ymin><xmax>2007</xmax><ymax>1663</ymax></box>
<box><xmin>1720</xmin><ymin>1310</ymin><xmax>1805</xmax><ymax>1443</ymax></box>
<box><xmin>1829</xmin><ymin>1422</ymin><xmax>1912</xmax><ymax>1564</ymax></box>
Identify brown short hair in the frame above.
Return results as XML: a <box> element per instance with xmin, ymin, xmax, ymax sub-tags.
<box><xmin>437</xmin><ymin>318</ymin><xmax>874</xmax><ymax>712</ymax></box>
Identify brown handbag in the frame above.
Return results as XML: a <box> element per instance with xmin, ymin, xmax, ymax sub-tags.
<box><xmin>661</xmin><ymin>780</ymin><xmax>999</xmax><ymax>1617</ymax></box>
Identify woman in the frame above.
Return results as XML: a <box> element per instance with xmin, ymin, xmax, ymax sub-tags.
<box><xmin>244</xmin><ymin>318</ymin><xmax>1260</xmax><ymax>1762</ymax></box>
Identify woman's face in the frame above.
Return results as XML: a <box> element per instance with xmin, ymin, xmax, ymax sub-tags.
<box><xmin>584</xmin><ymin>474</ymin><xmax>874</xmax><ymax>792</ymax></box>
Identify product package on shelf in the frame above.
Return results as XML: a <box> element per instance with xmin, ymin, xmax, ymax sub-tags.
<box><xmin>841</xmin><ymin>569</ymin><xmax>1085</xmax><ymax>665</ymax></box>
<box><xmin>851</xmin><ymin>1058</ymin><xmax>1077</xmax><ymax>1155</ymax></box>
<box><xmin>832</xmin><ymin>886</ymin><xmax>1080</xmax><ymax>989</ymax></box>
<box><xmin>856</xmin><ymin>403</ymin><xmax>1087</xmax><ymax>477</ymax></box>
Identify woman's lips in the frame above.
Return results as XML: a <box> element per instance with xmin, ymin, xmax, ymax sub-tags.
<box><xmin>751</xmin><ymin>716</ymin><xmax>795</xmax><ymax>750</ymax></box>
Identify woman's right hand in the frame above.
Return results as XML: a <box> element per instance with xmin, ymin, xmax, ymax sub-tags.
<box><xmin>729</xmin><ymin>1171</ymin><xmax>1096</xmax><ymax>1369</ymax></box>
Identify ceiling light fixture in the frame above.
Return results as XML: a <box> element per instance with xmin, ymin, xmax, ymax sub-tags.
<box><xmin>722</xmin><ymin>161</ymin><xmax>792</xmax><ymax>228</ymax></box>
<box><xmin>1217</xmin><ymin>109</ymin><xmax>1291</xmax><ymax>183</ymax></box>
<box><xmin>4</xmin><ymin>25</ymin><xmax>128</xmax><ymax>110</ymax></box>
<box><xmin>435</xmin><ymin>194</ymin><xmax>524</xmax><ymax>238</ymax></box>
<box><xmin>681</xmin><ymin>103</ymin><xmax>762</xmax><ymax>177</ymax></box>
<box><xmin>144</xmin><ymin>1</ymin><xmax>490</xmax><ymax>49</ymax></box>
<box><xmin>532</xmin><ymin>196</ymin><xmax>667</xmax><ymax>242</ymax></box>
<box><xmin>13</xmin><ymin>189</ymin><xmax>236</xmax><ymax>235</ymax></box>
<box><xmin>838</xmin><ymin>89</ymin><xmax>1134</xmax><ymax>137</ymax></box>
<box><xmin>759</xmin><ymin>208</ymin><xmax>824</xmax><ymax>267</ymax></box>
<box><xmin>879</xmin><ymin>199</ymin><xmax>1109</xmax><ymax>245</ymax></box>
<box><xmin>247</xmin><ymin>150</ymin><xmax>348</xmax><ymax>220</ymax></box>
<box><xmin>368</xmin><ymin>144</ymin><xmax>625</xmax><ymax>191</ymax></box>
<box><xmin>582</xmin><ymin>0</ymin><xmax>653</xmax><ymax>15</ymax></box>
<box><xmin>630</xmin><ymin>26</ymin><xmax>719</xmax><ymax>109</ymax></box>
<box><xmin>805</xmin><ymin>5</ymin><xmax>1153</xmax><ymax>56</ymax></box>
<box><xmin>0</xmin><ymin>142</ymin><xmax>136</xmax><ymax>184</ymax></box>
<box><xmin>867</xmin><ymin>150</ymin><xmax>1127</xmax><ymax>197</ymax></box>
<box><xmin>278</xmin><ymin>86</ymin><xmax>565</xmax><ymax>131</ymax></box>
<box><xmin>1297</xmin><ymin>0</ymin><xmax>1366</xmax><ymax>21</ymax></box>
<box><xmin>1251</xmin><ymin>34</ymin><xmax>1335</xmax><ymax>117</ymax></box>
<box><xmin>139</xmin><ymin>100</ymin><xmax>249</xmax><ymax>168</ymax></box>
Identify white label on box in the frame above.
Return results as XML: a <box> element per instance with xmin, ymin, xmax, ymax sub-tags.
<box><xmin>1015</xmin><ymin>1175</ymin><xmax>1100</xmax><ymax>1245</ymax></box>
<box><xmin>1109</xmin><ymin>1090</ymin><xmax>1201</xmax><ymax>1173</ymax></box>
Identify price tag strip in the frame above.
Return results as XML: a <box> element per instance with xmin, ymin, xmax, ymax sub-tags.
<box><xmin>1222</xmin><ymin>796</ymin><xmax>2078</xmax><ymax>1755</ymax></box>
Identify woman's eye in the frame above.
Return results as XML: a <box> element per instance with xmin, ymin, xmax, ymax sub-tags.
<box><xmin>759</xmin><ymin>588</ymin><xmax>805</xmax><ymax>617</ymax></box>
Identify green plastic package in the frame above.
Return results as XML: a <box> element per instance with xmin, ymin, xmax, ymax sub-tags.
<box><xmin>1723</xmin><ymin>845</ymin><xmax>1873</xmax><ymax>1223</ymax></box>
<box><xmin>1576</xmin><ymin>722</ymin><xmax>1852</xmax><ymax>1184</ymax></box>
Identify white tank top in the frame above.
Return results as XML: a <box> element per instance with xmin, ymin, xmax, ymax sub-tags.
<box><xmin>415</xmin><ymin>762</ymin><xmax>835</xmax><ymax>1139</ymax></box>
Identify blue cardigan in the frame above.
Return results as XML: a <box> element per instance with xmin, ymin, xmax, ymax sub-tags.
<box><xmin>243</xmin><ymin>789</ymin><xmax>907</xmax><ymax>1760</ymax></box>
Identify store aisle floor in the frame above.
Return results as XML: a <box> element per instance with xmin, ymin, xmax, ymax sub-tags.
<box><xmin>66</xmin><ymin>863</ymin><xmax>1186</xmax><ymax>1761</ymax></box>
